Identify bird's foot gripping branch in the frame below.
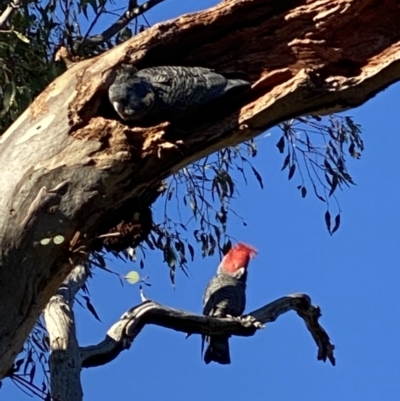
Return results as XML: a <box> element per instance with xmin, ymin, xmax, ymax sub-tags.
<box><xmin>79</xmin><ymin>293</ymin><xmax>335</xmax><ymax>368</ymax></box>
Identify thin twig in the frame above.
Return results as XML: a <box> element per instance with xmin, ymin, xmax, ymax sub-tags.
<box><xmin>79</xmin><ymin>0</ymin><xmax>165</xmax><ymax>48</ymax></box>
<box><xmin>0</xmin><ymin>0</ymin><xmax>21</xmax><ymax>30</ymax></box>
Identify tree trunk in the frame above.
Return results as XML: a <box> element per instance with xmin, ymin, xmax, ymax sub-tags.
<box><xmin>0</xmin><ymin>0</ymin><xmax>399</xmax><ymax>377</ymax></box>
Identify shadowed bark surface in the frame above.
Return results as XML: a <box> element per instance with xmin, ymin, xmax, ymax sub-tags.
<box><xmin>0</xmin><ymin>0</ymin><xmax>400</xmax><ymax>377</ymax></box>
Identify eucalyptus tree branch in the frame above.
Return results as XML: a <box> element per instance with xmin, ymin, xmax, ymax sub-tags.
<box><xmin>78</xmin><ymin>0</ymin><xmax>165</xmax><ymax>49</ymax></box>
<box><xmin>43</xmin><ymin>264</ymin><xmax>90</xmax><ymax>401</ymax></box>
<box><xmin>0</xmin><ymin>0</ymin><xmax>21</xmax><ymax>29</ymax></box>
<box><xmin>0</xmin><ymin>0</ymin><xmax>398</xmax><ymax>378</ymax></box>
<box><xmin>80</xmin><ymin>293</ymin><xmax>335</xmax><ymax>368</ymax></box>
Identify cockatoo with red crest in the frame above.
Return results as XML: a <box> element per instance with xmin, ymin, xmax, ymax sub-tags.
<box><xmin>202</xmin><ymin>242</ymin><xmax>257</xmax><ymax>364</ymax></box>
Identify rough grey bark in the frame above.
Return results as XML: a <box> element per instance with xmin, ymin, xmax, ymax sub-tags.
<box><xmin>43</xmin><ymin>265</ymin><xmax>88</xmax><ymax>401</ymax></box>
<box><xmin>0</xmin><ymin>0</ymin><xmax>400</xmax><ymax>377</ymax></box>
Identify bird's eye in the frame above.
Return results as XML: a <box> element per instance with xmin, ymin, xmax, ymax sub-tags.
<box><xmin>132</xmin><ymin>82</ymin><xmax>151</xmax><ymax>98</ymax></box>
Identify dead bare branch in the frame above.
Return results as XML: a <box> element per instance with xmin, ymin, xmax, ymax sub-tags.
<box><xmin>80</xmin><ymin>293</ymin><xmax>335</xmax><ymax>368</ymax></box>
<box><xmin>44</xmin><ymin>264</ymin><xmax>90</xmax><ymax>401</ymax></box>
<box><xmin>79</xmin><ymin>0</ymin><xmax>165</xmax><ymax>48</ymax></box>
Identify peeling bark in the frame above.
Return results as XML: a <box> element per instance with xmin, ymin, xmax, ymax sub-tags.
<box><xmin>0</xmin><ymin>0</ymin><xmax>400</xmax><ymax>376</ymax></box>
<box><xmin>43</xmin><ymin>265</ymin><xmax>88</xmax><ymax>401</ymax></box>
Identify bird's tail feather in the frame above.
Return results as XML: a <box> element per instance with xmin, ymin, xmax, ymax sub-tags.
<box><xmin>203</xmin><ymin>336</ymin><xmax>231</xmax><ymax>365</ymax></box>
<box><xmin>225</xmin><ymin>78</ymin><xmax>251</xmax><ymax>93</ymax></box>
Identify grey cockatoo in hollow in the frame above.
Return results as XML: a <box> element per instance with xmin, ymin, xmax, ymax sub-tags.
<box><xmin>202</xmin><ymin>242</ymin><xmax>257</xmax><ymax>365</ymax></box>
<box><xmin>108</xmin><ymin>65</ymin><xmax>250</xmax><ymax>121</ymax></box>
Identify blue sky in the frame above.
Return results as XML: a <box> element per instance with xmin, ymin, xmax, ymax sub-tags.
<box><xmin>3</xmin><ymin>1</ymin><xmax>400</xmax><ymax>400</ymax></box>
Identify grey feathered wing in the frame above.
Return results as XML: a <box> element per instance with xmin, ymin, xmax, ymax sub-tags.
<box><xmin>202</xmin><ymin>274</ymin><xmax>246</xmax><ymax>364</ymax></box>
